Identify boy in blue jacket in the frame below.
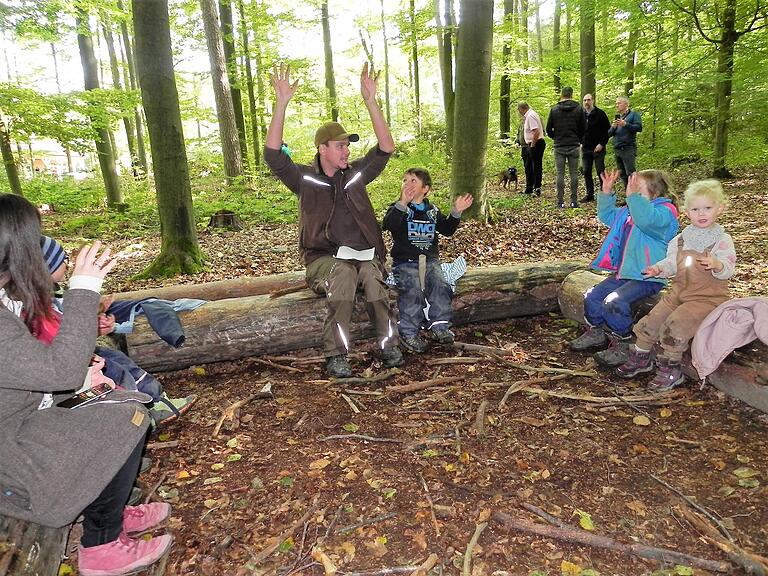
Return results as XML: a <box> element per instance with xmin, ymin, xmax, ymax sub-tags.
<box><xmin>569</xmin><ymin>168</ymin><xmax>679</xmax><ymax>367</ymax></box>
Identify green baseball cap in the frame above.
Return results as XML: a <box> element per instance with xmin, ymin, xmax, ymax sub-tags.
<box><xmin>314</xmin><ymin>122</ymin><xmax>360</xmax><ymax>147</ymax></box>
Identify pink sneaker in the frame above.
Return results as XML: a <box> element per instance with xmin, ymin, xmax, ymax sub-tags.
<box><xmin>123</xmin><ymin>502</ymin><xmax>172</xmax><ymax>535</ymax></box>
<box><xmin>78</xmin><ymin>532</ymin><xmax>172</xmax><ymax>576</ymax></box>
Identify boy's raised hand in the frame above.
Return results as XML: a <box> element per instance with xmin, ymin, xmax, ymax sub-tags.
<box><xmin>399</xmin><ymin>182</ymin><xmax>418</xmax><ymax>205</ymax></box>
<box><xmin>453</xmin><ymin>193</ymin><xmax>473</xmax><ymax>213</ymax></box>
<box><xmin>642</xmin><ymin>264</ymin><xmax>662</xmax><ymax>277</ymax></box>
<box><xmin>599</xmin><ymin>169</ymin><xmax>620</xmax><ymax>194</ymax></box>
<box><xmin>270</xmin><ymin>63</ymin><xmax>299</xmax><ymax>105</ymax></box>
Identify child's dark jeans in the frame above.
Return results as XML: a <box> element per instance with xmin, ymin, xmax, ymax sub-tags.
<box><xmin>584</xmin><ymin>275</ymin><xmax>664</xmax><ymax>337</ymax></box>
<box><xmin>394</xmin><ymin>260</ymin><xmax>454</xmax><ymax>338</ymax></box>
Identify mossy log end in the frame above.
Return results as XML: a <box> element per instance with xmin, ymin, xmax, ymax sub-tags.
<box><xmin>125</xmin><ymin>261</ymin><xmax>586</xmax><ymax>372</ymax></box>
<box><xmin>558</xmin><ymin>269</ymin><xmax>768</xmax><ymax>414</ymax></box>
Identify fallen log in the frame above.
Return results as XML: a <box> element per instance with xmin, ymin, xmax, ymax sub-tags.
<box><xmin>558</xmin><ymin>269</ymin><xmax>768</xmax><ymax>414</ymax></box>
<box><xmin>125</xmin><ymin>261</ymin><xmax>585</xmax><ymax>372</ymax></box>
<box><xmin>0</xmin><ymin>516</ymin><xmax>68</xmax><ymax>576</ymax></box>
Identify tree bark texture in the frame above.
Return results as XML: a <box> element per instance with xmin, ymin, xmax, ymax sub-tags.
<box><xmin>499</xmin><ymin>0</ymin><xmax>514</xmax><ymax>140</ymax></box>
<box><xmin>713</xmin><ymin>0</ymin><xmax>737</xmax><ymax>178</ymax></box>
<box><xmin>0</xmin><ymin>515</ymin><xmax>68</xmax><ymax>576</ymax></box>
<box><xmin>519</xmin><ymin>0</ymin><xmax>529</xmax><ymax>61</ymax></box>
<box><xmin>50</xmin><ymin>43</ymin><xmax>74</xmax><ymax>173</ymax></box>
<box><xmin>450</xmin><ymin>0</ymin><xmax>494</xmax><ymax>221</ymax></box>
<box><xmin>76</xmin><ymin>10</ymin><xmax>124</xmax><ymax>207</ymax></box>
<box><xmin>219</xmin><ymin>0</ymin><xmax>249</xmax><ymax>170</ymax></box>
<box><xmin>579</xmin><ymin>0</ymin><xmax>596</xmax><ymax>99</ymax></box>
<box><xmin>409</xmin><ymin>0</ymin><xmax>421</xmax><ymax>134</ymax></box>
<box><xmin>125</xmin><ymin>261</ymin><xmax>584</xmax><ymax>372</ymax></box>
<box><xmin>321</xmin><ymin>2</ymin><xmax>338</xmax><ymax>122</ymax></box>
<box><xmin>553</xmin><ymin>0</ymin><xmax>561</xmax><ymax>93</ymax></box>
<box><xmin>379</xmin><ymin>0</ymin><xmax>391</xmax><ymax>125</ymax></box>
<box><xmin>624</xmin><ymin>28</ymin><xmax>639</xmax><ymax>97</ymax></box>
<box><xmin>434</xmin><ymin>0</ymin><xmax>455</xmax><ymax>152</ymax></box>
<box><xmin>0</xmin><ymin>115</ymin><xmax>22</xmax><ymax>195</ymax></box>
<box><xmin>132</xmin><ymin>0</ymin><xmax>203</xmax><ymax>276</ymax></box>
<box><xmin>558</xmin><ymin>269</ymin><xmax>768</xmax><ymax>414</ymax></box>
<box><xmin>199</xmin><ymin>0</ymin><xmax>243</xmax><ymax>180</ymax></box>
<box><xmin>238</xmin><ymin>0</ymin><xmax>260</xmax><ymax>167</ymax></box>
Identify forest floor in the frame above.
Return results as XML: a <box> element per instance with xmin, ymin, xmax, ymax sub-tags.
<box><xmin>56</xmin><ymin>167</ymin><xmax>768</xmax><ymax>576</ymax></box>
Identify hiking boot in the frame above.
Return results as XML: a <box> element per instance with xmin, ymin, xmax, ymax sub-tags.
<box><xmin>648</xmin><ymin>357</ymin><xmax>685</xmax><ymax>392</ymax></box>
<box><xmin>326</xmin><ymin>355</ymin><xmax>352</xmax><ymax>378</ymax></box>
<box><xmin>594</xmin><ymin>333</ymin><xmax>631</xmax><ymax>368</ymax></box>
<box><xmin>615</xmin><ymin>347</ymin><xmax>654</xmax><ymax>378</ymax></box>
<box><xmin>430</xmin><ymin>328</ymin><xmax>455</xmax><ymax>344</ymax></box>
<box><xmin>123</xmin><ymin>503</ymin><xmax>171</xmax><ymax>535</ymax></box>
<box><xmin>380</xmin><ymin>346</ymin><xmax>404</xmax><ymax>368</ymax></box>
<box><xmin>401</xmin><ymin>335</ymin><xmax>427</xmax><ymax>354</ymax></box>
<box><xmin>570</xmin><ymin>201</ymin><xmax>579</xmax><ymax>209</ymax></box>
<box><xmin>78</xmin><ymin>532</ymin><xmax>173</xmax><ymax>576</ymax></box>
<box><xmin>149</xmin><ymin>394</ymin><xmax>198</xmax><ymax>426</ymax></box>
<box><xmin>569</xmin><ymin>326</ymin><xmax>608</xmax><ymax>351</ymax></box>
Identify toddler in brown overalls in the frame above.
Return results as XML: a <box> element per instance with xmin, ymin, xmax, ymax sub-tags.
<box><xmin>615</xmin><ymin>179</ymin><xmax>737</xmax><ymax>391</ymax></box>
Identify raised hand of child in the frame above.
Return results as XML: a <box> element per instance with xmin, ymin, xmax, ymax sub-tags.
<box><xmin>453</xmin><ymin>193</ymin><xmax>473</xmax><ymax>213</ymax></box>
<box><xmin>696</xmin><ymin>253</ymin><xmax>723</xmax><ymax>273</ymax></box>
<box><xmin>642</xmin><ymin>264</ymin><xmax>662</xmax><ymax>277</ymax></box>
<box><xmin>626</xmin><ymin>172</ymin><xmax>640</xmax><ymax>196</ymax></box>
<box><xmin>400</xmin><ymin>182</ymin><xmax>418</xmax><ymax>206</ymax></box>
<box><xmin>600</xmin><ymin>169</ymin><xmax>620</xmax><ymax>194</ymax></box>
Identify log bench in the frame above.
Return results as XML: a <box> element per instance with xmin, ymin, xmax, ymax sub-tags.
<box><xmin>0</xmin><ymin>517</ymin><xmax>68</xmax><ymax>576</ymax></box>
<box><xmin>120</xmin><ymin>261</ymin><xmax>585</xmax><ymax>372</ymax></box>
<box><xmin>558</xmin><ymin>269</ymin><xmax>768</xmax><ymax>413</ymax></box>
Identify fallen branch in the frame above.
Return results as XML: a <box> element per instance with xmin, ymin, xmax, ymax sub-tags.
<box><xmin>453</xmin><ymin>342</ymin><xmax>517</xmax><ymax>356</ymax></box>
<box><xmin>492</xmin><ymin>510</ymin><xmax>732</xmax><ymax>573</ymax></box>
<box><xmin>473</xmin><ymin>400</ymin><xmax>488</xmax><ymax>438</ymax></box>
<box><xmin>332</xmin><ymin>368</ymin><xmax>401</xmax><ymax>385</ymax></box>
<box><xmin>519</xmin><ymin>386</ymin><xmax>687</xmax><ymax>405</ymax></box>
<box><xmin>250</xmin><ymin>502</ymin><xmax>321</xmax><ymax>565</ymax></box>
<box><xmin>521</xmin><ymin>502</ymin><xmax>568</xmax><ymax>529</ymax></box>
<box><xmin>336</xmin><ymin>512</ymin><xmax>397</xmax><ymax>535</ymax></box>
<box><xmin>387</xmin><ymin>376</ymin><xmax>465</xmax><ymax>394</ymax></box>
<box><xmin>409</xmin><ymin>553</ymin><xmax>439</xmax><ymax>576</ymax></box>
<box><xmin>250</xmin><ymin>357</ymin><xmax>303</xmax><ymax>373</ymax></box>
<box><xmin>463</xmin><ymin>521</ymin><xmax>488</xmax><ymax>576</ymax></box>
<box><xmin>431</xmin><ymin>356</ymin><xmax>485</xmax><ymax>365</ymax></box>
<box><xmin>339</xmin><ymin>566</ymin><xmax>422</xmax><ymax>576</ymax></box>
<box><xmin>319</xmin><ymin>434</ymin><xmax>403</xmax><ymax>444</ymax></box>
<box><xmin>418</xmin><ymin>474</ymin><xmax>441</xmax><ymax>537</ymax></box>
<box><xmin>490</xmin><ymin>354</ymin><xmax>596</xmax><ymax>377</ymax></box>
<box><xmin>650</xmin><ymin>473</ymin><xmax>734</xmax><ymax>543</ymax></box>
<box><xmin>212</xmin><ymin>382</ymin><xmax>274</xmax><ymax>438</ymax></box>
<box><xmin>499</xmin><ymin>374</ymin><xmax>572</xmax><ymax>410</ymax></box>
<box><xmin>145</xmin><ymin>440</ymin><xmax>180</xmax><ymax>450</ymax></box>
<box><xmin>340</xmin><ymin>393</ymin><xmax>361</xmax><ymax>414</ymax></box>
<box><xmin>143</xmin><ymin>471</ymin><xmax>168</xmax><ymax>505</ymax></box>
<box><xmin>674</xmin><ymin>505</ymin><xmax>768</xmax><ymax>576</ymax></box>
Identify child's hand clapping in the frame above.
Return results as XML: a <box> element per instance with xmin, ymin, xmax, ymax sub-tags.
<box><xmin>696</xmin><ymin>253</ymin><xmax>723</xmax><ymax>273</ymax></box>
<box><xmin>399</xmin><ymin>182</ymin><xmax>418</xmax><ymax>206</ymax></box>
<box><xmin>642</xmin><ymin>264</ymin><xmax>663</xmax><ymax>277</ymax></box>
<box><xmin>453</xmin><ymin>194</ymin><xmax>473</xmax><ymax>213</ymax></box>
<box><xmin>600</xmin><ymin>169</ymin><xmax>620</xmax><ymax>194</ymax></box>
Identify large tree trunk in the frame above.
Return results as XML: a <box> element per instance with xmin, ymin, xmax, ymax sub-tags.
<box><xmin>558</xmin><ymin>270</ymin><xmax>768</xmax><ymax>414</ymax></box>
<box><xmin>50</xmin><ymin>43</ymin><xmax>73</xmax><ymax>173</ymax></box>
<box><xmin>534</xmin><ymin>0</ymin><xmax>543</xmax><ymax>62</ymax></box>
<box><xmin>117</xmin><ymin>0</ymin><xmax>148</xmax><ymax>176</ymax></box>
<box><xmin>76</xmin><ymin>9</ymin><xmax>124</xmax><ymax>208</ymax></box>
<box><xmin>199</xmin><ymin>0</ymin><xmax>243</xmax><ymax>181</ymax></box>
<box><xmin>499</xmin><ymin>0</ymin><xmax>514</xmax><ymax>141</ymax></box>
<box><xmin>0</xmin><ymin>114</ymin><xmax>22</xmax><ymax>195</ymax></box>
<box><xmin>125</xmin><ymin>261</ymin><xmax>584</xmax><ymax>372</ymax></box>
<box><xmin>132</xmin><ymin>0</ymin><xmax>204</xmax><ymax>277</ymax></box>
<box><xmin>101</xmin><ymin>17</ymin><xmax>138</xmax><ymax>170</ymax></box>
<box><xmin>379</xmin><ymin>0</ymin><xmax>391</xmax><ymax>125</ymax></box>
<box><xmin>409</xmin><ymin>0</ymin><xmax>421</xmax><ymax>134</ymax></box>
<box><xmin>624</xmin><ymin>28</ymin><xmax>639</xmax><ymax>97</ymax></box>
<box><xmin>519</xmin><ymin>0</ymin><xmax>529</xmax><ymax>61</ymax></box>
<box><xmin>434</xmin><ymin>0</ymin><xmax>455</xmax><ymax>153</ymax></box>
<box><xmin>220</xmin><ymin>0</ymin><xmax>248</xmax><ymax>171</ymax></box>
<box><xmin>450</xmin><ymin>0</ymin><xmax>494</xmax><ymax>221</ymax></box>
<box><xmin>552</xmin><ymin>0</ymin><xmax>561</xmax><ymax>94</ymax></box>
<box><xmin>713</xmin><ymin>0</ymin><xmax>737</xmax><ymax>179</ymax></box>
<box><xmin>320</xmin><ymin>2</ymin><xmax>338</xmax><ymax>122</ymax></box>
<box><xmin>579</xmin><ymin>0</ymin><xmax>596</xmax><ymax>99</ymax></box>
<box><xmin>238</xmin><ymin>0</ymin><xmax>260</xmax><ymax>168</ymax></box>
<box><xmin>0</xmin><ymin>516</ymin><xmax>68</xmax><ymax>576</ymax></box>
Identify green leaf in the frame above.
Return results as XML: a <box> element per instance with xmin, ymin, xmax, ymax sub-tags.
<box><xmin>421</xmin><ymin>449</ymin><xmax>440</xmax><ymax>458</ymax></box>
<box><xmin>226</xmin><ymin>438</ymin><xmax>239</xmax><ymax>448</ymax></box>
<box><xmin>211</xmin><ymin>463</ymin><xmax>225</xmax><ymax>470</ymax></box>
<box><xmin>279</xmin><ymin>476</ymin><xmax>294</xmax><ymax>487</ymax></box>
<box><xmin>203</xmin><ymin>476</ymin><xmax>223</xmax><ymax>485</ymax></box>
<box><xmin>226</xmin><ymin>453</ymin><xmax>242</xmax><ymax>462</ymax></box>
<box><xmin>673</xmin><ymin>566</ymin><xmax>694</xmax><ymax>575</ymax></box>
<box><xmin>342</xmin><ymin>423</ymin><xmax>359</xmax><ymax>432</ymax></box>
<box><xmin>732</xmin><ymin>466</ymin><xmax>759</xmax><ymax>479</ymax></box>
<box><xmin>277</xmin><ymin>537</ymin><xmax>294</xmax><ymax>553</ymax></box>
<box><xmin>738</xmin><ymin>478</ymin><xmax>760</xmax><ymax>488</ymax></box>
<box><xmin>383</xmin><ymin>487</ymin><xmax>397</xmax><ymax>499</ymax></box>
<box><xmin>572</xmin><ymin>509</ymin><xmax>595</xmax><ymax>531</ymax></box>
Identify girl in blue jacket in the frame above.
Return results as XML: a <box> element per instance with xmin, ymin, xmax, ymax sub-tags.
<box><xmin>569</xmin><ymin>168</ymin><xmax>679</xmax><ymax>367</ymax></box>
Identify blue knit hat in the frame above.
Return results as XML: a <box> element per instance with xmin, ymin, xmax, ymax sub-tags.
<box><xmin>40</xmin><ymin>236</ymin><xmax>67</xmax><ymax>274</ymax></box>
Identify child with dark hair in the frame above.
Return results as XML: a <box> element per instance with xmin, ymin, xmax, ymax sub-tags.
<box><xmin>569</xmin><ymin>168</ymin><xmax>680</xmax><ymax>367</ymax></box>
<box><xmin>383</xmin><ymin>168</ymin><xmax>473</xmax><ymax>353</ymax></box>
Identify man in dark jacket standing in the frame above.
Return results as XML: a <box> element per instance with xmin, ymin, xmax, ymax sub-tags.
<box><xmin>580</xmin><ymin>93</ymin><xmax>610</xmax><ymax>203</ymax></box>
<box><xmin>264</xmin><ymin>63</ymin><xmax>403</xmax><ymax>378</ymax></box>
<box><xmin>608</xmin><ymin>96</ymin><xmax>642</xmax><ymax>190</ymax></box>
<box><xmin>546</xmin><ymin>87</ymin><xmax>586</xmax><ymax>208</ymax></box>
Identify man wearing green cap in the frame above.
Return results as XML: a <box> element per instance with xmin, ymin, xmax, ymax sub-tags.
<box><xmin>264</xmin><ymin>63</ymin><xmax>403</xmax><ymax>378</ymax></box>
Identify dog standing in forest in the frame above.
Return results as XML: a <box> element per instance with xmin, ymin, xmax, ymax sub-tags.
<box><xmin>498</xmin><ymin>166</ymin><xmax>518</xmax><ymax>190</ymax></box>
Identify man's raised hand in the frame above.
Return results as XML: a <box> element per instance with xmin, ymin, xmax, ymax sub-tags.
<box><xmin>270</xmin><ymin>63</ymin><xmax>299</xmax><ymax>105</ymax></box>
<box><xmin>360</xmin><ymin>62</ymin><xmax>380</xmax><ymax>104</ymax></box>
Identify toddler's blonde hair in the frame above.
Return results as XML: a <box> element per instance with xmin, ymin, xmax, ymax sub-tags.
<box><xmin>683</xmin><ymin>179</ymin><xmax>726</xmax><ymax>211</ymax></box>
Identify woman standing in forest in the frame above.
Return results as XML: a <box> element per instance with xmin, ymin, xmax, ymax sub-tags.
<box><xmin>0</xmin><ymin>194</ymin><xmax>172</xmax><ymax>576</ymax></box>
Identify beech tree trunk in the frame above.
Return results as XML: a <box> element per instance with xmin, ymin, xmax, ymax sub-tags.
<box><xmin>624</xmin><ymin>28</ymin><xmax>639</xmax><ymax>97</ymax></box>
<box><xmin>50</xmin><ymin>43</ymin><xmax>73</xmax><ymax>173</ymax></box>
<box><xmin>379</xmin><ymin>0</ymin><xmax>391</xmax><ymax>124</ymax></box>
<box><xmin>713</xmin><ymin>2</ymin><xmax>737</xmax><ymax>178</ymax></box>
<box><xmin>553</xmin><ymin>0</ymin><xmax>561</xmax><ymax>93</ymax></box>
<box><xmin>320</xmin><ymin>2</ymin><xmax>338</xmax><ymax>122</ymax></box>
<box><xmin>558</xmin><ymin>269</ymin><xmax>768</xmax><ymax>414</ymax></box>
<box><xmin>220</xmin><ymin>0</ymin><xmax>248</xmax><ymax>170</ymax></box>
<box><xmin>580</xmin><ymin>0</ymin><xmax>596</xmax><ymax>99</ymax></box>
<box><xmin>199</xmin><ymin>0</ymin><xmax>243</xmax><ymax>181</ymax></box>
<box><xmin>409</xmin><ymin>0</ymin><xmax>421</xmax><ymax>134</ymax></box>
<box><xmin>125</xmin><ymin>261</ymin><xmax>584</xmax><ymax>372</ymax></box>
<box><xmin>76</xmin><ymin>9</ymin><xmax>124</xmax><ymax>208</ymax></box>
<box><xmin>0</xmin><ymin>114</ymin><xmax>22</xmax><ymax>195</ymax></box>
<box><xmin>238</xmin><ymin>0</ymin><xmax>260</xmax><ymax>167</ymax></box>
<box><xmin>450</xmin><ymin>0</ymin><xmax>494</xmax><ymax>221</ymax></box>
<box><xmin>434</xmin><ymin>0</ymin><xmax>455</xmax><ymax>152</ymax></box>
<box><xmin>499</xmin><ymin>0</ymin><xmax>514</xmax><ymax>141</ymax></box>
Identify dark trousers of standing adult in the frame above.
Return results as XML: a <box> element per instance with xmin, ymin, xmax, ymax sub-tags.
<box><xmin>554</xmin><ymin>145</ymin><xmax>580</xmax><ymax>205</ymax></box>
<box><xmin>306</xmin><ymin>255</ymin><xmax>398</xmax><ymax>357</ymax></box>
<box><xmin>80</xmin><ymin>435</ymin><xmax>144</xmax><ymax>547</ymax></box>
<box><xmin>614</xmin><ymin>144</ymin><xmax>637</xmax><ymax>190</ymax></box>
<box><xmin>521</xmin><ymin>139</ymin><xmax>546</xmax><ymax>194</ymax></box>
<box><xmin>581</xmin><ymin>147</ymin><xmax>606</xmax><ymax>200</ymax></box>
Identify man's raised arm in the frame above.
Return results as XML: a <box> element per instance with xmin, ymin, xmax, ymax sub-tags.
<box><xmin>360</xmin><ymin>62</ymin><xmax>394</xmax><ymax>154</ymax></box>
<box><xmin>265</xmin><ymin>64</ymin><xmax>299</xmax><ymax>151</ymax></box>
